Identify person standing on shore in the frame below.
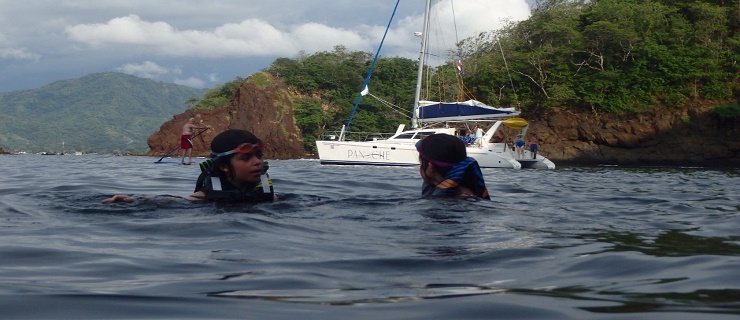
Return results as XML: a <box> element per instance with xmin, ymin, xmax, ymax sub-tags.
<box><xmin>180</xmin><ymin>118</ymin><xmax>206</xmax><ymax>165</ymax></box>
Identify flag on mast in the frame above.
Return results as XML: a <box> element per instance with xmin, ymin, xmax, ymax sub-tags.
<box><xmin>456</xmin><ymin>60</ymin><xmax>463</xmax><ymax>74</ymax></box>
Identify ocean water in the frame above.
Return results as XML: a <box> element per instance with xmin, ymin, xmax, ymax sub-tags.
<box><xmin>0</xmin><ymin>154</ymin><xmax>738</xmax><ymax>319</ymax></box>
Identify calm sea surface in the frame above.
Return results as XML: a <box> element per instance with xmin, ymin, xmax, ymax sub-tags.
<box><xmin>0</xmin><ymin>154</ymin><xmax>738</xmax><ymax>319</ymax></box>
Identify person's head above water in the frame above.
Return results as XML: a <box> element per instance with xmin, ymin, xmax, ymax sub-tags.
<box><xmin>210</xmin><ymin>129</ymin><xmax>263</xmax><ymax>158</ymax></box>
<box><xmin>208</xmin><ymin>129</ymin><xmax>265</xmax><ymax>185</ymax></box>
<box><xmin>190</xmin><ymin>129</ymin><xmax>276</xmax><ymax>203</ymax></box>
<box><xmin>415</xmin><ymin>133</ymin><xmax>489</xmax><ymax>200</ymax></box>
<box><xmin>416</xmin><ymin>133</ymin><xmax>467</xmax><ymax>173</ymax></box>
<box><xmin>103</xmin><ymin>129</ymin><xmax>273</xmax><ymax>204</ymax></box>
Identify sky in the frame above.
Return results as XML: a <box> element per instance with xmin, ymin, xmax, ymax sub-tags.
<box><xmin>0</xmin><ymin>0</ymin><xmax>532</xmax><ymax>92</ymax></box>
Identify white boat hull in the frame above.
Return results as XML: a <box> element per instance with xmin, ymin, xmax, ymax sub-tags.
<box><xmin>316</xmin><ymin>139</ymin><xmax>523</xmax><ymax>169</ymax></box>
<box><xmin>316</xmin><ymin>122</ymin><xmax>555</xmax><ymax>170</ymax></box>
<box><xmin>316</xmin><ymin>140</ymin><xmax>419</xmax><ymax>166</ymax></box>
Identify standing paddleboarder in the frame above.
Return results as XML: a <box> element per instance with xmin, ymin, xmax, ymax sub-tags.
<box><xmin>180</xmin><ymin>118</ymin><xmax>206</xmax><ymax>165</ymax></box>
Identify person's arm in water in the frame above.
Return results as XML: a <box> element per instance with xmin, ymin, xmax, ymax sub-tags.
<box><xmin>188</xmin><ymin>183</ymin><xmax>278</xmax><ymax>202</ymax></box>
<box><xmin>101</xmin><ymin>194</ymin><xmax>191</xmax><ymax>204</ymax></box>
<box><xmin>101</xmin><ymin>195</ymin><xmax>136</xmax><ymax>203</ymax></box>
<box><xmin>103</xmin><ymin>182</ymin><xmax>277</xmax><ymax>203</ymax></box>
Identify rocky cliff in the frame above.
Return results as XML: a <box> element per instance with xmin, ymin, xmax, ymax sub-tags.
<box><xmin>523</xmin><ymin>102</ymin><xmax>739</xmax><ymax>167</ymax></box>
<box><xmin>145</xmin><ymin>73</ymin><xmax>305</xmax><ymax>159</ymax></box>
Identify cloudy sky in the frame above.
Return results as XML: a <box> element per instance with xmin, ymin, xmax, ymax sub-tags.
<box><xmin>0</xmin><ymin>0</ymin><xmax>532</xmax><ymax>92</ymax></box>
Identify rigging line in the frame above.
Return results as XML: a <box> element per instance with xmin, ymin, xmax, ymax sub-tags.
<box><xmin>428</xmin><ymin>4</ymin><xmax>456</xmax><ymax>103</ymax></box>
<box><xmin>343</xmin><ymin>0</ymin><xmax>400</xmax><ymax>137</ymax></box>
<box><xmin>367</xmin><ymin>93</ymin><xmax>412</xmax><ymax>119</ymax></box>
<box><xmin>451</xmin><ymin>0</ymin><xmax>461</xmax><ymax>58</ymax></box>
<box><xmin>431</xmin><ymin>13</ymin><xmax>452</xmax><ymax>102</ymax></box>
<box><xmin>426</xmin><ymin>14</ymin><xmax>439</xmax><ymax>103</ymax></box>
<box><xmin>450</xmin><ymin>0</ymin><xmax>474</xmax><ymax>102</ymax></box>
<box><xmin>498</xmin><ymin>40</ymin><xmax>520</xmax><ymax>108</ymax></box>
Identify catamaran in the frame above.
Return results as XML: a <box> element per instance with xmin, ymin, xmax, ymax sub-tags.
<box><xmin>315</xmin><ymin>0</ymin><xmax>555</xmax><ymax>169</ymax></box>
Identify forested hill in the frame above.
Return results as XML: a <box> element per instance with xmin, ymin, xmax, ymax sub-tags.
<box><xmin>0</xmin><ymin>72</ymin><xmax>206</xmax><ymax>154</ymax></box>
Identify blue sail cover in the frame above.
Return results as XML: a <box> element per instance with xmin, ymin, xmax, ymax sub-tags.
<box><xmin>418</xmin><ymin>100</ymin><xmax>519</xmax><ymax>121</ymax></box>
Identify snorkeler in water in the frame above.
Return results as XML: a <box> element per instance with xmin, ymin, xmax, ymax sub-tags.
<box><xmin>415</xmin><ymin>134</ymin><xmax>490</xmax><ymax>200</ymax></box>
<box><xmin>103</xmin><ymin>129</ymin><xmax>276</xmax><ymax>204</ymax></box>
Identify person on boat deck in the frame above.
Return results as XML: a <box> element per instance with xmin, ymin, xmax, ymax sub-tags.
<box><xmin>416</xmin><ymin>134</ymin><xmax>490</xmax><ymax>200</ymax></box>
<box><xmin>474</xmin><ymin>125</ymin><xmax>484</xmax><ymax>148</ymax></box>
<box><xmin>506</xmin><ymin>137</ymin><xmax>515</xmax><ymax>152</ymax></box>
<box><xmin>102</xmin><ymin>129</ymin><xmax>276</xmax><ymax>204</ymax></box>
<box><xmin>515</xmin><ymin>134</ymin><xmax>525</xmax><ymax>159</ymax></box>
<box><xmin>529</xmin><ymin>134</ymin><xmax>539</xmax><ymax>159</ymax></box>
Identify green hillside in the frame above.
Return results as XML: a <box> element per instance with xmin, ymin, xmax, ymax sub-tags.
<box><xmin>0</xmin><ymin>72</ymin><xmax>206</xmax><ymax>154</ymax></box>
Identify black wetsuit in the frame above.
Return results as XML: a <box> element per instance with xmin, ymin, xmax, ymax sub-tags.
<box><xmin>194</xmin><ymin>171</ymin><xmax>274</xmax><ymax>203</ymax></box>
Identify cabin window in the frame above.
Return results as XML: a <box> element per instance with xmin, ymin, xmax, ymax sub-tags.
<box><xmin>394</xmin><ymin>133</ymin><xmax>415</xmax><ymax>139</ymax></box>
<box><xmin>414</xmin><ymin>131</ymin><xmax>437</xmax><ymax>139</ymax></box>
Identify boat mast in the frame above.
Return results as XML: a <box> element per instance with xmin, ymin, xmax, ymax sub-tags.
<box><xmin>412</xmin><ymin>0</ymin><xmax>432</xmax><ymax>129</ymax></box>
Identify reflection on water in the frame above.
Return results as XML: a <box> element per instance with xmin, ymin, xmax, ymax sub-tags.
<box><xmin>596</xmin><ymin>230</ymin><xmax>740</xmax><ymax>257</ymax></box>
<box><xmin>210</xmin><ymin>283</ymin><xmax>509</xmax><ymax>305</ymax></box>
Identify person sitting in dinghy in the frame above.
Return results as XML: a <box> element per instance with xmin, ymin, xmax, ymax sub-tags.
<box><xmin>415</xmin><ymin>134</ymin><xmax>490</xmax><ymax>200</ymax></box>
<box><xmin>102</xmin><ymin>129</ymin><xmax>276</xmax><ymax>204</ymax></box>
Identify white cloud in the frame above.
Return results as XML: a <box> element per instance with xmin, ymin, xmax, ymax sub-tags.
<box><xmin>65</xmin><ymin>15</ymin><xmax>370</xmax><ymax>58</ymax></box>
<box><xmin>0</xmin><ymin>47</ymin><xmax>40</xmax><ymax>60</ymax></box>
<box><xmin>66</xmin><ymin>15</ymin><xmax>176</xmax><ymax>47</ymax></box>
<box><xmin>174</xmin><ymin>76</ymin><xmax>206</xmax><ymax>88</ymax></box>
<box><xmin>387</xmin><ymin>0</ymin><xmax>530</xmax><ymax>63</ymax></box>
<box><xmin>116</xmin><ymin>61</ymin><xmax>171</xmax><ymax>78</ymax></box>
<box><xmin>289</xmin><ymin>23</ymin><xmax>368</xmax><ymax>53</ymax></box>
<box><xmin>116</xmin><ymin>61</ymin><xmax>209</xmax><ymax>87</ymax></box>
<box><xmin>0</xmin><ymin>32</ymin><xmax>41</xmax><ymax>60</ymax></box>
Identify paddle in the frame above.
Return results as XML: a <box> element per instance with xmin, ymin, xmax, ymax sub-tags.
<box><xmin>155</xmin><ymin>127</ymin><xmax>209</xmax><ymax>163</ymax></box>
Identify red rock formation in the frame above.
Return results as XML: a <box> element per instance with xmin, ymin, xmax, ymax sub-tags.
<box><xmin>523</xmin><ymin>102</ymin><xmax>739</xmax><ymax>166</ymax></box>
<box><xmin>145</xmin><ymin>73</ymin><xmax>305</xmax><ymax>159</ymax></box>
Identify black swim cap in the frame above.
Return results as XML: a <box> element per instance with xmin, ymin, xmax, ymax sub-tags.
<box><xmin>210</xmin><ymin>129</ymin><xmax>260</xmax><ymax>156</ymax></box>
<box><xmin>418</xmin><ymin>134</ymin><xmax>467</xmax><ymax>165</ymax></box>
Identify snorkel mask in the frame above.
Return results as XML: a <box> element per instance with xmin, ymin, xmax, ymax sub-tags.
<box><xmin>211</xmin><ymin>141</ymin><xmax>264</xmax><ymax>159</ymax></box>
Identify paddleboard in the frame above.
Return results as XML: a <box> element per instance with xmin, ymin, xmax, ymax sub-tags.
<box><xmin>154</xmin><ymin>160</ymin><xmax>190</xmax><ymax>164</ymax></box>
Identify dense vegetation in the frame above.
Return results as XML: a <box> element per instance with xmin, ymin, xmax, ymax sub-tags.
<box><xmin>258</xmin><ymin>0</ymin><xmax>739</xmax><ymax>152</ymax></box>
<box><xmin>189</xmin><ymin>77</ymin><xmax>245</xmax><ymax>110</ymax></box>
<box><xmin>266</xmin><ymin>47</ymin><xmax>420</xmax><ymax>151</ymax></box>
<box><xmin>460</xmin><ymin>0</ymin><xmax>738</xmax><ymax>113</ymax></box>
<box><xmin>0</xmin><ymin>72</ymin><xmax>205</xmax><ymax>153</ymax></box>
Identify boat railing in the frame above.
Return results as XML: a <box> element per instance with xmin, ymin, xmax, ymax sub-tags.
<box><xmin>318</xmin><ymin>130</ymin><xmax>396</xmax><ymax>142</ymax></box>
